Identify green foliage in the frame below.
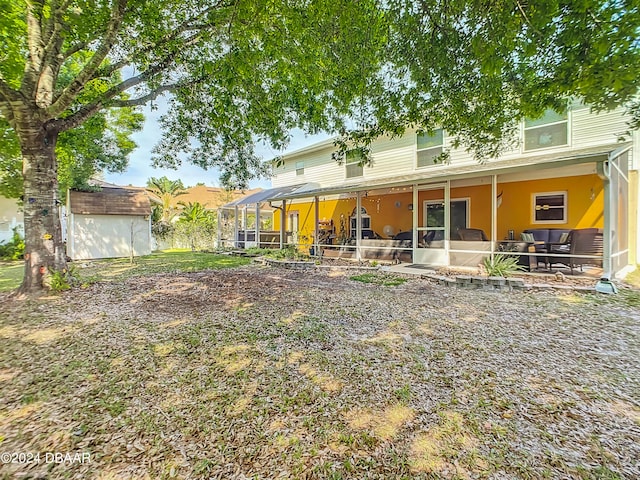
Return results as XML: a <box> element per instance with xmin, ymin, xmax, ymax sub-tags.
<box><xmin>173</xmin><ymin>202</ymin><xmax>217</xmax><ymax>251</ymax></box>
<box><xmin>0</xmin><ymin>104</ymin><xmax>143</xmax><ymax>201</ymax></box>
<box><xmin>350</xmin><ymin>273</ymin><xmax>407</xmax><ymax>286</ymax></box>
<box><xmin>337</xmin><ymin>0</ymin><xmax>640</xmax><ymax>162</ymax></box>
<box><xmin>0</xmin><ymin>228</ymin><xmax>25</xmax><ymax>260</ymax></box>
<box><xmin>483</xmin><ymin>254</ymin><xmax>525</xmax><ymax>278</ymax></box>
<box><xmin>261</xmin><ymin>247</ymin><xmax>309</xmax><ymax>261</ymax></box>
<box><xmin>48</xmin><ymin>267</ymin><xmax>75</xmax><ymax>293</ymax></box>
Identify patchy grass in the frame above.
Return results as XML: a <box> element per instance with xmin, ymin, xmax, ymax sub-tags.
<box><xmin>0</xmin><ymin>250</ymin><xmax>251</xmax><ymax>291</ymax></box>
<box><xmin>350</xmin><ymin>272</ymin><xmax>408</xmax><ymax>286</ymax></box>
<box><xmin>0</xmin><ymin>266</ymin><xmax>638</xmax><ymax>479</ymax></box>
<box><xmin>0</xmin><ymin>261</ymin><xmax>23</xmax><ymax>292</ymax></box>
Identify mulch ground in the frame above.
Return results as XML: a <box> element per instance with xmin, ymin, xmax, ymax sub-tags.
<box><xmin>1</xmin><ymin>265</ymin><xmax>639</xmax><ymax>479</ymax></box>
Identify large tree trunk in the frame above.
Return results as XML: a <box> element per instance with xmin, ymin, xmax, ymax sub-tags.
<box><xmin>17</xmin><ymin>119</ymin><xmax>67</xmax><ymax>293</ymax></box>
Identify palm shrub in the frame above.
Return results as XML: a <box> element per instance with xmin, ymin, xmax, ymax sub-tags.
<box><xmin>483</xmin><ymin>253</ymin><xmax>525</xmax><ymax>277</ymax></box>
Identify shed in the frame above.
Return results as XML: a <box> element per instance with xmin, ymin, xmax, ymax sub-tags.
<box><xmin>66</xmin><ymin>185</ymin><xmax>152</xmax><ymax>260</ymax></box>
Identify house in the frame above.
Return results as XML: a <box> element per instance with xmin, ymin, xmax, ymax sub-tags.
<box><xmin>0</xmin><ymin>195</ymin><xmax>23</xmax><ymax>244</ymax></box>
<box><xmin>222</xmin><ymin>102</ymin><xmax>639</xmax><ymax>278</ymax></box>
<box><xmin>66</xmin><ymin>183</ymin><xmax>152</xmax><ymax>260</ymax></box>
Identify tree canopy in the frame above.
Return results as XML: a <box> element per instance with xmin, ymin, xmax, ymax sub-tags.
<box><xmin>336</xmin><ymin>0</ymin><xmax>640</xmax><ymax>161</ymax></box>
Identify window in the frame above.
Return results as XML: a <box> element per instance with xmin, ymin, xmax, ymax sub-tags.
<box><xmin>524</xmin><ymin>109</ymin><xmax>568</xmax><ymax>151</ymax></box>
<box><xmin>533</xmin><ymin>191</ymin><xmax>567</xmax><ymax>223</ymax></box>
<box><xmin>345</xmin><ymin>149</ymin><xmax>364</xmax><ymax>178</ymax></box>
<box><xmin>417</xmin><ymin>129</ymin><xmax>444</xmax><ymax>167</ymax></box>
<box><xmin>295</xmin><ymin>161</ymin><xmax>304</xmax><ymax>175</ymax></box>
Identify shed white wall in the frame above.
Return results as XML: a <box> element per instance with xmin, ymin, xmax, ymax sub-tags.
<box><xmin>67</xmin><ymin>214</ymin><xmax>151</xmax><ymax>260</ymax></box>
<box><xmin>0</xmin><ymin>196</ymin><xmax>23</xmax><ymax>244</ymax></box>
<box><xmin>272</xmin><ymin>105</ymin><xmax>631</xmax><ymax>188</ymax></box>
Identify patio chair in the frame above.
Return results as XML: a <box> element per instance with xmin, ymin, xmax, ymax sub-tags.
<box><xmin>457</xmin><ymin>228</ymin><xmax>488</xmax><ymax>241</ymax></box>
<box><xmin>548</xmin><ymin>228</ymin><xmax>603</xmax><ymax>274</ymax></box>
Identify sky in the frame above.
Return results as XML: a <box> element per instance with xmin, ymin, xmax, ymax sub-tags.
<box><xmin>104</xmin><ymin>99</ymin><xmax>331</xmax><ymax>190</ymax></box>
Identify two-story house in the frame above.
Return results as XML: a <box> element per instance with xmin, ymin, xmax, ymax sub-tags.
<box><xmin>223</xmin><ymin>102</ymin><xmax>639</xmax><ymax>278</ymax></box>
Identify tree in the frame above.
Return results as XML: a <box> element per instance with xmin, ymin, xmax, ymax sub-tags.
<box><xmin>0</xmin><ymin>0</ymin><xmax>386</xmax><ymax>292</ymax></box>
<box><xmin>146</xmin><ymin>176</ymin><xmax>187</xmax><ymax>224</ymax></box>
<box><xmin>176</xmin><ymin>201</ymin><xmax>216</xmax><ymax>251</ymax></box>
<box><xmin>337</xmin><ymin>0</ymin><xmax>640</xmax><ymax>160</ymax></box>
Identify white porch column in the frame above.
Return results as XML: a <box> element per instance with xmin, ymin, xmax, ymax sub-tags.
<box><xmin>280</xmin><ymin>200</ymin><xmax>287</xmax><ymax>249</ymax></box>
<box><xmin>356</xmin><ymin>192</ymin><xmax>362</xmax><ymax>261</ymax></box>
<box><xmin>255</xmin><ymin>202</ymin><xmax>260</xmax><ymax>248</ymax></box>
<box><xmin>412</xmin><ymin>184</ymin><xmax>418</xmax><ymax>252</ymax></box>
<box><xmin>233</xmin><ymin>206</ymin><xmax>239</xmax><ymax>248</ymax></box>
<box><xmin>216</xmin><ymin>209</ymin><xmax>222</xmax><ymax>249</ymax></box>
<box><xmin>444</xmin><ymin>180</ymin><xmax>451</xmax><ymax>265</ymax></box>
<box><xmin>491</xmin><ymin>175</ymin><xmax>497</xmax><ymax>257</ymax></box>
<box><xmin>314</xmin><ymin>196</ymin><xmax>319</xmax><ymax>256</ymax></box>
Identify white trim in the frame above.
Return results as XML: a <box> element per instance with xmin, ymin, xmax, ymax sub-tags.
<box><xmin>531</xmin><ymin>190</ymin><xmax>567</xmax><ymax>224</ymax></box>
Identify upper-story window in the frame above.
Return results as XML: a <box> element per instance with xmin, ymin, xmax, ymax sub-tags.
<box><xmin>345</xmin><ymin>149</ymin><xmax>364</xmax><ymax>178</ymax></box>
<box><xmin>295</xmin><ymin>161</ymin><xmax>304</xmax><ymax>176</ymax></box>
<box><xmin>417</xmin><ymin>129</ymin><xmax>444</xmax><ymax>167</ymax></box>
<box><xmin>524</xmin><ymin>109</ymin><xmax>568</xmax><ymax>151</ymax></box>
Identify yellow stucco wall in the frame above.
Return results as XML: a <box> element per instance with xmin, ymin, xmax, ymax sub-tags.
<box><xmin>274</xmin><ymin>174</ymin><xmax>604</xmax><ymax>243</ymax></box>
<box><xmin>496</xmin><ymin>174</ymin><xmax>603</xmax><ymax>239</ymax></box>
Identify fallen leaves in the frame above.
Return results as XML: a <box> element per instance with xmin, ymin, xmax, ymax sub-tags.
<box><xmin>0</xmin><ymin>265</ymin><xmax>638</xmax><ymax>479</ymax></box>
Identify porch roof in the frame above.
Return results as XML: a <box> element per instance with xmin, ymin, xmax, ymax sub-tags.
<box><xmin>277</xmin><ymin>143</ymin><xmax>627</xmax><ymax>200</ymax></box>
<box><xmin>221</xmin><ymin>184</ymin><xmax>308</xmax><ymax>207</ymax></box>
<box><xmin>223</xmin><ymin>143</ymin><xmax>627</xmax><ymax>207</ymax></box>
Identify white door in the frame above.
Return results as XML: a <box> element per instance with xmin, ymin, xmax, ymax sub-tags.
<box><xmin>414</xmin><ymin>184</ymin><xmax>448</xmax><ymax>265</ymax></box>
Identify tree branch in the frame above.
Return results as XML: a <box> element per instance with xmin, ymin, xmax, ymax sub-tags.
<box><xmin>95</xmin><ymin>4</ymin><xmax>230</xmax><ymax>80</ymax></box>
<box><xmin>46</xmin><ymin>0</ymin><xmax>128</xmax><ymax>118</ymax></box>
<box><xmin>62</xmin><ymin>40</ymin><xmax>90</xmax><ymax>60</ymax></box>
<box><xmin>109</xmin><ymin>84</ymin><xmax>177</xmax><ymax>107</ymax></box>
<box><xmin>37</xmin><ymin>2</ymin><xmax>68</xmax><ymax>108</ymax></box>
<box><xmin>22</xmin><ymin>0</ymin><xmax>45</xmax><ymax>93</ymax></box>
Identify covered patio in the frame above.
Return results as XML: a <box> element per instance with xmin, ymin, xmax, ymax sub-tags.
<box><xmin>220</xmin><ymin>144</ymin><xmax>632</xmax><ymax>278</ymax></box>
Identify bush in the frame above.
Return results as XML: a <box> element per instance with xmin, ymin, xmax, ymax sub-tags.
<box><xmin>483</xmin><ymin>254</ymin><xmax>525</xmax><ymax>277</ymax></box>
<box><xmin>0</xmin><ymin>228</ymin><xmax>25</xmax><ymax>260</ymax></box>
<box><xmin>47</xmin><ymin>265</ymin><xmax>87</xmax><ymax>293</ymax></box>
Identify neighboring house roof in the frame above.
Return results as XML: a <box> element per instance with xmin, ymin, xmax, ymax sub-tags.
<box><xmin>171</xmin><ymin>185</ymin><xmax>263</xmax><ymax>210</ymax></box>
<box><xmin>69</xmin><ymin>186</ymin><xmax>151</xmax><ymax>215</ymax></box>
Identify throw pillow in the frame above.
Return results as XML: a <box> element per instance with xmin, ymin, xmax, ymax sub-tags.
<box><xmin>521</xmin><ymin>232</ymin><xmax>535</xmax><ymax>242</ymax></box>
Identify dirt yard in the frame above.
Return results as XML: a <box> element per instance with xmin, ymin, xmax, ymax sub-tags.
<box><xmin>1</xmin><ymin>265</ymin><xmax>639</xmax><ymax>479</ymax></box>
